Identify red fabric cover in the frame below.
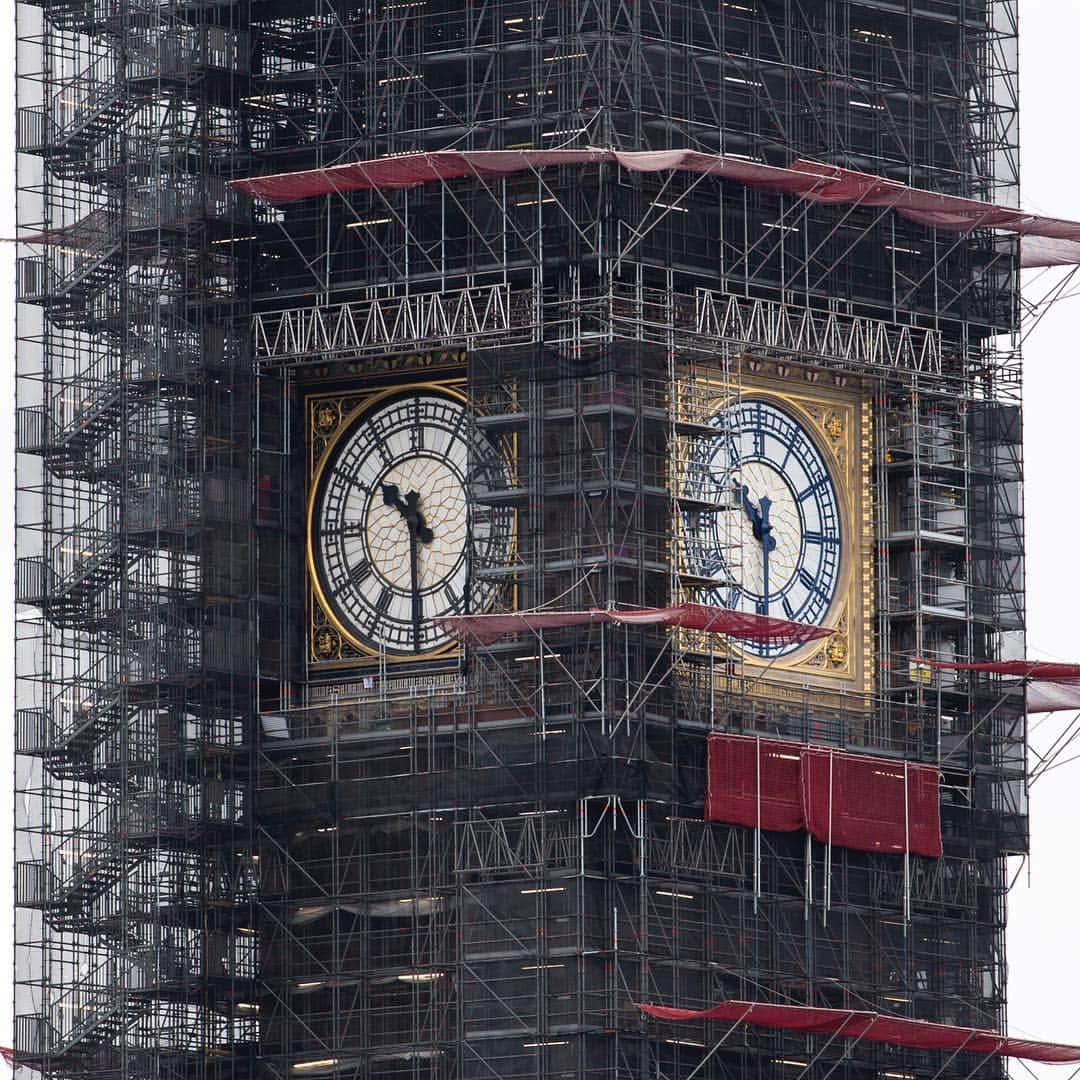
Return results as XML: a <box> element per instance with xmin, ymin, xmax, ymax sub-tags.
<box><xmin>434</xmin><ymin>604</ymin><xmax>832</xmax><ymax>647</ymax></box>
<box><xmin>926</xmin><ymin>659</ymin><xmax>1080</xmax><ymax>679</ymax></box>
<box><xmin>705</xmin><ymin>735</ymin><xmax>804</xmax><ymax>831</ymax></box>
<box><xmin>924</xmin><ymin>659</ymin><xmax>1080</xmax><ymax>711</ymax></box>
<box><xmin>636</xmin><ymin>1000</ymin><xmax>1080</xmax><ymax>1064</ymax></box>
<box><xmin>1027</xmin><ymin>681</ymin><xmax>1080</xmax><ymax>713</ymax></box>
<box><xmin>434</xmin><ymin>610</ymin><xmax>606</xmax><ymax>645</ymax></box>
<box><xmin>800</xmin><ymin>749</ymin><xmax>942</xmax><ymax>858</ymax></box>
<box><xmin>230</xmin><ymin>149</ymin><xmax>1080</xmax><ymax>264</ymax></box>
<box><xmin>606</xmin><ymin>604</ymin><xmax>832</xmax><ymax>645</ymax></box>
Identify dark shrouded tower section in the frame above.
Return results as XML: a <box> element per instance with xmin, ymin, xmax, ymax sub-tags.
<box><xmin>14</xmin><ymin>3</ymin><xmax>1027</xmax><ymax>1080</ymax></box>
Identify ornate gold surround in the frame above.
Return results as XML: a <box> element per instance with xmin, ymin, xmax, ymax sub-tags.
<box><xmin>305</xmin><ymin>377</ymin><xmax>471</xmax><ymax>669</ymax></box>
<box><xmin>686</xmin><ymin>366</ymin><xmax>875</xmax><ymax>698</ymax></box>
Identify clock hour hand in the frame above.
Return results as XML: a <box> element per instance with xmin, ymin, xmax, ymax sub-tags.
<box><xmin>737</xmin><ymin>483</ymin><xmax>763</xmax><ymax>538</ymax></box>
<box><xmin>757</xmin><ymin>495</ymin><xmax>776</xmax><ymax>555</ymax></box>
<box><xmin>737</xmin><ymin>484</ymin><xmax>777</xmax><ymax>553</ymax></box>
<box><xmin>381</xmin><ymin>483</ymin><xmax>434</xmax><ymax>544</ymax></box>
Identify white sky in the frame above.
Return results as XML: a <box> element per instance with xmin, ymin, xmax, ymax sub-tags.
<box><xmin>1</xmin><ymin>0</ymin><xmax>1078</xmax><ymax>1071</ymax></box>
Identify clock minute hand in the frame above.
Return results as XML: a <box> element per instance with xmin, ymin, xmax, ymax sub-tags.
<box><xmin>757</xmin><ymin>495</ymin><xmax>776</xmax><ymax>616</ymax></box>
<box><xmin>381</xmin><ymin>483</ymin><xmax>432</xmax><ymax>653</ymax></box>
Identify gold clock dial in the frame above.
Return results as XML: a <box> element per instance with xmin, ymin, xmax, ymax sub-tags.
<box><xmin>308</xmin><ymin>388</ymin><xmax>513</xmax><ymax>657</ymax></box>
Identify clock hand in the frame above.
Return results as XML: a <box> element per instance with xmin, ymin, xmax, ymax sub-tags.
<box><xmin>758</xmin><ymin>495</ymin><xmax>775</xmax><ymax>615</ymax></box>
<box><xmin>381</xmin><ymin>484</ymin><xmax>433</xmax><ymax>652</ymax></box>
<box><xmin>737</xmin><ymin>483</ymin><xmax>763</xmax><ymax>540</ymax></box>
<box><xmin>404</xmin><ymin>490</ymin><xmax>435</xmax><ymax>545</ymax></box>
<box><xmin>382</xmin><ymin>483</ymin><xmax>434</xmax><ymax>544</ymax></box>
<box><xmin>757</xmin><ymin>495</ymin><xmax>777</xmax><ymax>555</ymax></box>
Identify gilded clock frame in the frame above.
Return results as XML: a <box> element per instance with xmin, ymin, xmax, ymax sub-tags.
<box><xmin>686</xmin><ymin>367</ymin><xmax>874</xmax><ymax>698</ymax></box>
<box><xmin>305</xmin><ymin>378</ymin><xmax>515</xmax><ymax>668</ymax></box>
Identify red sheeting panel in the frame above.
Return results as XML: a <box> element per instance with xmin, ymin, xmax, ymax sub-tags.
<box><xmin>434</xmin><ymin>610</ymin><xmax>606</xmax><ymax>645</ymax></box>
<box><xmin>229</xmin><ymin>148</ymin><xmax>822</xmax><ymax>203</ymax></box>
<box><xmin>1027</xmin><ymin>681</ymin><xmax>1080</xmax><ymax>713</ymax></box>
<box><xmin>926</xmin><ymin>659</ymin><xmax>1080</xmax><ymax>679</ymax></box>
<box><xmin>705</xmin><ymin>735</ymin><xmax>804</xmax><ymax>831</ymax></box>
<box><xmin>606</xmin><ymin>603</ymin><xmax>833</xmax><ymax>645</ymax></box>
<box><xmin>636</xmin><ymin>1000</ymin><xmax>1080</xmax><ymax>1063</ymax></box>
<box><xmin>434</xmin><ymin>604</ymin><xmax>832</xmax><ymax>647</ymax></box>
<box><xmin>800</xmin><ymin>748</ymin><xmax>942</xmax><ymax>858</ymax></box>
<box><xmin>921</xmin><ymin>658</ymin><xmax>1080</xmax><ymax>713</ymax></box>
<box><xmin>230</xmin><ymin>148</ymin><xmax>1080</xmax><ymax>263</ymax></box>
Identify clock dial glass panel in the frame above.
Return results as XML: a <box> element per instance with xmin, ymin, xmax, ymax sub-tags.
<box><xmin>685</xmin><ymin>398</ymin><xmax>843</xmax><ymax>658</ymax></box>
<box><xmin>311</xmin><ymin>390</ymin><xmax>513</xmax><ymax>656</ymax></box>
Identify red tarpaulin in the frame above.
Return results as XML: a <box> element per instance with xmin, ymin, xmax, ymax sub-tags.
<box><xmin>705</xmin><ymin>735</ymin><xmax>804</xmax><ymax>832</ymax></box>
<box><xmin>230</xmin><ymin>148</ymin><xmax>1080</xmax><ymax>266</ymax></box>
<box><xmin>434</xmin><ymin>604</ymin><xmax>833</xmax><ymax>647</ymax></box>
<box><xmin>1027</xmin><ymin>681</ymin><xmax>1080</xmax><ymax>713</ymax></box>
<box><xmin>922</xmin><ymin>658</ymin><xmax>1080</xmax><ymax>713</ymax></box>
<box><xmin>705</xmin><ymin>735</ymin><xmax>942</xmax><ymax>858</ymax></box>
<box><xmin>925</xmin><ymin>659</ymin><xmax>1080</xmax><ymax>680</ymax></box>
<box><xmin>801</xmin><ymin>748</ymin><xmax>942</xmax><ymax>858</ymax></box>
<box><xmin>636</xmin><ymin>1000</ymin><xmax>1080</xmax><ymax>1064</ymax></box>
<box><xmin>605</xmin><ymin>604</ymin><xmax>832</xmax><ymax>645</ymax></box>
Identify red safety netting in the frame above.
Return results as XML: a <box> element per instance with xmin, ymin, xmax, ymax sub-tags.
<box><xmin>434</xmin><ymin>603</ymin><xmax>833</xmax><ymax>647</ymax></box>
<box><xmin>921</xmin><ymin>659</ymin><xmax>1080</xmax><ymax>713</ymax></box>
<box><xmin>636</xmin><ymin>1000</ymin><xmax>1080</xmax><ymax>1063</ymax></box>
<box><xmin>925</xmin><ymin>659</ymin><xmax>1080</xmax><ymax>679</ymax></box>
<box><xmin>705</xmin><ymin>735</ymin><xmax>804</xmax><ymax>832</ymax></box>
<box><xmin>229</xmin><ymin>148</ymin><xmax>1080</xmax><ymax>266</ymax></box>
<box><xmin>705</xmin><ymin>736</ymin><xmax>942</xmax><ymax>857</ymax></box>
<box><xmin>434</xmin><ymin>610</ymin><xmax>606</xmax><ymax>645</ymax></box>
<box><xmin>605</xmin><ymin>604</ymin><xmax>832</xmax><ymax>645</ymax></box>
<box><xmin>1027</xmin><ymin>681</ymin><xmax>1080</xmax><ymax>713</ymax></box>
<box><xmin>801</xmin><ymin>748</ymin><xmax>942</xmax><ymax>858</ymax></box>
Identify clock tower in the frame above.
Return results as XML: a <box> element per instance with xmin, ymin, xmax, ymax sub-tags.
<box><xmin>14</xmin><ymin>3</ymin><xmax>1030</xmax><ymax>1080</ymax></box>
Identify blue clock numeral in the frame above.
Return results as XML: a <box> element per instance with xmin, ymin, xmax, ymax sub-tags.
<box><xmin>797</xmin><ymin>475</ymin><xmax>830</xmax><ymax>502</ymax></box>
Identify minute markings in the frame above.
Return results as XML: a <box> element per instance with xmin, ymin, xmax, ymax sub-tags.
<box><xmin>320</xmin><ymin>520</ymin><xmax>366</xmax><ymax>537</ymax></box>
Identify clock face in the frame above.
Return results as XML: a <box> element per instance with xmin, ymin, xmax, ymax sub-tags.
<box><xmin>685</xmin><ymin>398</ymin><xmax>843</xmax><ymax>658</ymax></box>
<box><xmin>309</xmin><ymin>389</ymin><xmax>514</xmax><ymax>657</ymax></box>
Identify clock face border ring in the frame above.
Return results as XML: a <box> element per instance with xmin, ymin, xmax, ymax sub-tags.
<box><xmin>306</xmin><ymin>381</ymin><xmax>480</xmax><ymax>662</ymax></box>
<box><xmin>700</xmin><ymin>389</ymin><xmax>854</xmax><ymax>664</ymax></box>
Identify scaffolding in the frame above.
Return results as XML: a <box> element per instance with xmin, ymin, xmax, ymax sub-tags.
<box><xmin>14</xmin><ymin>1</ymin><xmax>1028</xmax><ymax>1079</ymax></box>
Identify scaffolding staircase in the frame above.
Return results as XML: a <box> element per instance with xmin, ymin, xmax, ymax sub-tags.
<box><xmin>15</xmin><ymin>650</ymin><xmax>133</xmax><ymax>778</ymax></box>
<box><xmin>16</xmin><ymin>383</ymin><xmax>124</xmax><ymax>478</ymax></box>
<box><xmin>42</xmin><ymin>958</ymin><xmax>146</xmax><ymax>1061</ymax></box>
<box><xmin>17</xmin><ymin>55</ymin><xmax>138</xmax><ymax>178</ymax></box>
<box><xmin>16</xmin><ymin>223</ymin><xmax>123</xmax><ymax>326</ymax></box>
<box><xmin>16</xmin><ymin>506</ymin><xmax>132</xmax><ymax>627</ymax></box>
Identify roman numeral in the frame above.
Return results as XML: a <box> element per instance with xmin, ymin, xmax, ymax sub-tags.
<box><xmin>322</xmin><ymin>521</ymin><xmax>365</xmax><ymax>537</ymax></box>
<box><xmin>798</xmin><ymin>568</ymin><xmax>829</xmax><ymax>599</ymax></box>
<box><xmin>412</xmin><ymin>395</ymin><xmax>426</xmax><ymax>450</ymax></box>
<box><xmin>797</xmin><ymin>476</ymin><xmax>829</xmax><ymax>501</ymax></box>
<box><xmin>376</xmin><ymin>587</ymin><xmax>392</xmax><ymax>616</ymax></box>
<box><xmin>348</xmin><ymin>558</ymin><xmax>373</xmax><ymax>586</ymax></box>
<box><xmin>804</xmin><ymin>531</ymin><xmax>839</xmax><ymax>546</ymax></box>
